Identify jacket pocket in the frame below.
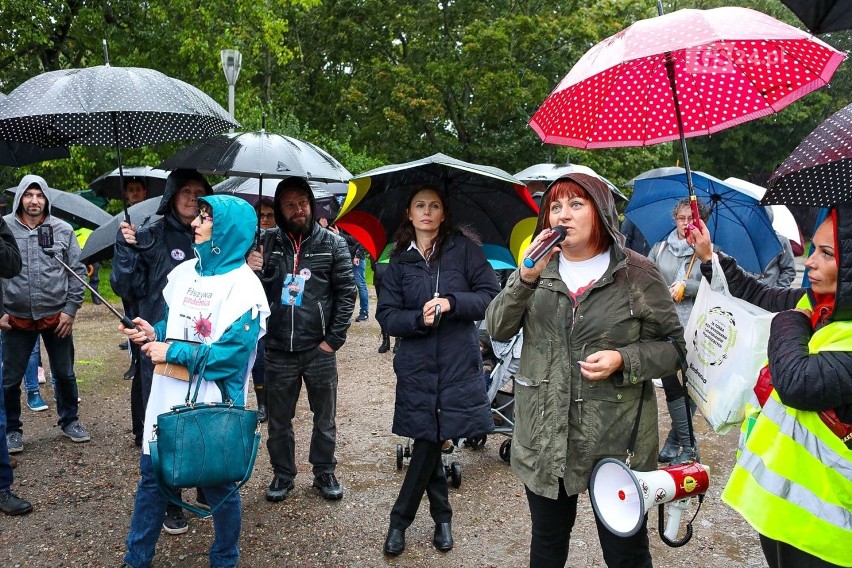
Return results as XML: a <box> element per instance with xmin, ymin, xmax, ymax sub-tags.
<box><xmin>513</xmin><ymin>373</ymin><xmax>547</xmax><ymax>450</ymax></box>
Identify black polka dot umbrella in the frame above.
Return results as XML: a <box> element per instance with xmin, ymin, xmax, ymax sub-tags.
<box><xmin>0</xmin><ymin>64</ymin><xmax>239</xmax><ymax>220</ymax></box>
<box><xmin>529</xmin><ymin>5</ymin><xmax>845</xmax><ymax>222</ymax></box>
<box><xmin>0</xmin><ymin>92</ymin><xmax>70</xmax><ymax>167</ymax></box>
<box><xmin>764</xmin><ymin>102</ymin><xmax>852</xmax><ymax>207</ymax></box>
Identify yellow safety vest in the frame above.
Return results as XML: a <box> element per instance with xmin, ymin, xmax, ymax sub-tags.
<box><xmin>722</xmin><ymin>297</ymin><xmax>852</xmax><ymax>566</ymax></box>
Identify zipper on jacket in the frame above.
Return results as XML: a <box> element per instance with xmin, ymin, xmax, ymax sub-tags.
<box><xmin>575</xmin><ymin>343</ymin><xmax>587</xmax><ymax>425</ymax></box>
<box><xmin>318</xmin><ymin>301</ymin><xmax>326</xmax><ymax>336</ymax></box>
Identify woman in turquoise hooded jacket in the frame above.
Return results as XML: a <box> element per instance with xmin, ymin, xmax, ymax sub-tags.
<box><xmin>119</xmin><ymin>195</ymin><xmax>270</xmax><ymax>568</ymax></box>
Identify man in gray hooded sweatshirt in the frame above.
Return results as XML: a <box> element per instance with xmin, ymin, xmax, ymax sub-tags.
<box><xmin>0</xmin><ymin>175</ymin><xmax>90</xmax><ymax>454</ymax></box>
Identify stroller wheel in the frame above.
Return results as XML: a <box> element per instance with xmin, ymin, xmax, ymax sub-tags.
<box><xmin>396</xmin><ymin>444</ymin><xmax>404</xmax><ymax>470</ymax></box>
<box><xmin>499</xmin><ymin>439</ymin><xmax>512</xmax><ymax>463</ymax></box>
<box><xmin>464</xmin><ymin>435</ymin><xmax>487</xmax><ymax>450</ymax></box>
<box><xmin>450</xmin><ymin>462</ymin><xmax>462</xmax><ymax>488</ymax></box>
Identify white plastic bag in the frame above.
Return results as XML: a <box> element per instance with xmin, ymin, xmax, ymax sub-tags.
<box><xmin>684</xmin><ymin>255</ymin><xmax>775</xmax><ymax>434</ymax></box>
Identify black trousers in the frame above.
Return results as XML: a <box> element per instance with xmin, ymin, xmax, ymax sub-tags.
<box><xmin>525</xmin><ymin>479</ymin><xmax>652</xmax><ymax>568</ymax></box>
<box><xmin>389</xmin><ymin>439</ymin><xmax>451</xmax><ymax>530</ymax></box>
<box><xmin>759</xmin><ymin>534</ymin><xmax>844</xmax><ymax>568</ymax></box>
<box><xmin>661</xmin><ymin>373</ymin><xmax>686</xmax><ymax>401</ymax></box>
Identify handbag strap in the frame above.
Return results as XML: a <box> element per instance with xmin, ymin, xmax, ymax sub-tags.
<box><xmin>625</xmin><ymin>381</ymin><xmax>647</xmax><ymax>468</ymax></box>
<box><xmin>150</xmin><ymin>430</ymin><xmax>262</xmax><ymax>518</ymax></box>
<box><xmin>183</xmin><ymin>343</ymin><xmax>232</xmax><ymax>406</ymax></box>
<box><xmin>668</xmin><ymin>337</ymin><xmax>697</xmax><ymax>452</ymax></box>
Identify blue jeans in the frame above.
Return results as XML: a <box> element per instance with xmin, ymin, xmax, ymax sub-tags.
<box><xmin>354</xmin><ymin>260</ymin><xmax>368</xmax><ymax>316</ymax></box>
<box><xmin>2</xmin><ymin>328</ymin><xmax>79</xmax><ymax>433</ymax></box>
<box><xmin>124</xmin><ymin>454</ymin><xmax>241</xmax><ymax>568</ymax></box>
<box><xmin>265</xmin><ymin>346</ymin><xmax>338</xmax><ymax>480</ymax></box>
<box><xmin>0</xmin><ymin>336</ymin><xmax>13</xmax><ymax>491</ymax></box>
<box><xmin>23</xmin><ymin>339</ymin><xmax>41</xmax><ymax>394</ymax></box>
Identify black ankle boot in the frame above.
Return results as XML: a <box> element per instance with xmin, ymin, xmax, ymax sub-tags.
<box><xmin>378</xmin><ymin>333</ymin><xmax>390</xmax><ymax>353</ymax></box>
<box><xmin>255</xmin><ymin>386</ymin><xmax>268</xmax><ymax>423</ymax></box>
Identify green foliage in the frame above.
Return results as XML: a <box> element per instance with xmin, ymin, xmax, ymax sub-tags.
<box><xmin>0</xmin><ymin>0</ymin><xmax>850</xmax><ymax>200</ymax></box>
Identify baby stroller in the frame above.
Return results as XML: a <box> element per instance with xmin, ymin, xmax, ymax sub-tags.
<box><xmin>480</xmin><ymin>324</ymin><xmax>522</xmax><ymax>463</ymax></box>
<box><xmin>396</xmin><ymin>439</ymin><xmax>463</xmax><ymax>488</ymax></box>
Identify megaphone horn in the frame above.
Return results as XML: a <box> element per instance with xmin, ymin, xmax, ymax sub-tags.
<box><xmin>589</xmin><ymin>458</ymin><xmax>710</xmax><ymax>538</ymax></box>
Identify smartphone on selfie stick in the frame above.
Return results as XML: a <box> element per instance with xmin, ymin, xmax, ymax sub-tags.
<box><xmin>38</xmin><ymin>224</ymin><xmax>139</xmax><ymax>331</ymax></box>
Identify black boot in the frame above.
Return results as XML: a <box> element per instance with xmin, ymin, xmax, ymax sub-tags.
<box><xmin>378</xmin><ymin>333</ymin><xmax>390</xmax><ymax>353</ymax></box>
<box><xmin>255</xmin><ymin>386</ymin><xmax>268</xmax><ymax>423</ymax></box>
<box><xmin>392</xmin><ymin>337</ymin><xmax>400</xmax><ymax>353</ymax></box>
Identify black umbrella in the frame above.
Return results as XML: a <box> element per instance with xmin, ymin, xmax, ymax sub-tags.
<box><xmin>159</xmin><ymin>130</ymin><xmax>350</xmax><ymax>182</ymax></box>
<box><xmin>334</xmin><ymin>153</ymin><xmax>539</xmax><ymax>262</ymax></box>
<box><xmin>89</xmin><ymin>166</ymin><xmax>170</xmax><ymax>200</ymax></box>
<box><xmin>780</xmin><ymin>0</ymin><xmax>852</xmax><ymax>34</ymax></box>
<box><xmin>4</xmin><ymin>185</ymin><xmax>111</xmax><ymax>230</ymax></box>
<box><xmin>0</xmin><ymin>93</ymin><xmax>70</xmax><ymax>167</ymax></box>
<box><xmin>0</xmin><ymin>53</ymin><xmax>238</xmax><ymax>220</ymax></box>
<box><xmin>79</xmin><ymin>196</ymin><xmax>162</xmax><ymax>264</ymax></box>
<box><xmin>764</xmin><ymin>102</ymin><xmax>852</xmax><ymax>207</ymax></box>
<box><xmin>212</xmin><ymin>176</ymin><xmax>341</xmax><ymax>220</ymax></box>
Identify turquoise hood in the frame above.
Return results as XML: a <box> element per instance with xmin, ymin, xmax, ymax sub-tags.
<box><xmin>194</xmin><ymin>195</ymin><xmax>256</xmax><ymax>275</ymax></box>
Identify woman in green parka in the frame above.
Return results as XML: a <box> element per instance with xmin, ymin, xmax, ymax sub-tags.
<box><xmin>485</xmin><ymin>174</ymin><xmax>684</xmax><ymax>568</ymax></box>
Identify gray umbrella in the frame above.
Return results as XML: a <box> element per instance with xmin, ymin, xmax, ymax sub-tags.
<box><xmin>515</xmin><ymin>162</ymin><xmax>627</xmax><ymax>201</ymax></box>
<box><xmin>4</xmin><ymin>185</ymin><xmax>111</xmax><ymax>230</ymax></box>
<box><xmin>0</xmin><ymin>93</ymin><xmax>70</xmax><ymax>167</ymax></box>
<box><xmin>213</xmin><ymin>176</ymin><xmax>342</xmax><ymax>220</ymax></box>
<box><xmin>79</xmin><ymin>196</ymin><xmax>162</xmax><ymax>264</ymax></box>
<box><xmin>89</xmin><ymin>166</ymin><xmax>170</xmax><ymax>200</ymax></box>
<box><xmin>0</xmin><ymin>61</ymin><xmax>238</xmax><ymax>220</ymax></box>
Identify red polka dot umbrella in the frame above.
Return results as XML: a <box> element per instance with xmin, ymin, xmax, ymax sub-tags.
<box><xmin>529</xmin><ymin>5</ymin><xmax>845</xmax><ymax>221</ymax></box>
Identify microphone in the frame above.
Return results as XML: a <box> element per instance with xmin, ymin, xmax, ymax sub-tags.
<box><xmin>523</xmin><ymin>226</ymin><xmax>567</xmax><ymax>268</ymax></box>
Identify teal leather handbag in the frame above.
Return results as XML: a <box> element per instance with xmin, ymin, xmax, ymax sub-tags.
<box><xmin>150</xmin><ymin>346</ymin><xmax>261</xmax><ymax>517</ymax></box>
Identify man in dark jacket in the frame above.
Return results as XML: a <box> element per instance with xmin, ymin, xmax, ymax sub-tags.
<box><xmin>110</xmin><ymin>169</ymin><xmax>212</xmax><ymax>535</ymax></box>
<box><xmin>249</xmin><ymin>177</ymin><xmax>355</xmax><ymax>502</ymax></box>
<box><xmin>0</xmin><ymin>215</ymin><xmax>31</xmax><ymax>515</ymax></box>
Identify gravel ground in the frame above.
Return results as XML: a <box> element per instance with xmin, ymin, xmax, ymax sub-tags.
<box><xmin>0</xmin><ymin>291</ymin><xmax>767</xmax><ymax>567</ymax></box>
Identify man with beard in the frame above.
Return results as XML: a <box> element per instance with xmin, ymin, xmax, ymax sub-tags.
<box><xmin>110</xmin><ymin>169</ymin><xmax>212</xmax><ymax>535</ymax></box>
<box><xmin>1</xmin><ymin>175</ymin><xmax>90</xmax><ymax>454</ymax></box>
<box><xmin>248</xmin><ymin>177</ymin><xmax>355</xmax><ymax>502</ymax></box>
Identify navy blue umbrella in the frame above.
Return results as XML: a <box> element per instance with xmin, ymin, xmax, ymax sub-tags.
<box><xmin>625</xmin><ymin>168</ymin><xmax>781</xmax><ymax>274</ymax></box>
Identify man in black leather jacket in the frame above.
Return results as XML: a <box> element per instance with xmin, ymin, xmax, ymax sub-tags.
<box><xmin>249</xmin><ymin>177</ymin><xmax>355</xmax><ymax>503</ymax></box>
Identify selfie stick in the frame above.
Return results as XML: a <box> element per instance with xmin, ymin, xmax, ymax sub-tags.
<box><xmin>38</xmin><ymin>225</ymin><xmax>137</xmax><ymax>330</ymax></box>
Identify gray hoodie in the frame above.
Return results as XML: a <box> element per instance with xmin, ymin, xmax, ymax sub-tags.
<box><xmin>2</xmin><ymin>174</ymin><xmax>85</xmax><ymax>319</ymax></box>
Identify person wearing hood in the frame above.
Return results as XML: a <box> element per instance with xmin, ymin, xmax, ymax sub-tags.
<box><xmin>118</xmin><ymin>195</ymin><xmax>270</xmax><ymax>568</ymax></box>
<box><xmin>485</xmin><ymin>174</ymin><xmax>684</xmax><ymax>568</ymax></box>
<box><xmin>110</xmin><ymin>169</ymin><xmax>212</xmax><ymax>534</ymax></box>
<box><xmin>248</xmin><ymin>177</ymin><xmax>355</xmax><ymax>503</ymax></box>
<box><xmin>1</xmin><ymin>175</ymin><xmax>90</xmax><ymax>455</ymax></box>
<box><xmin>687</xmin><ymin>211</ymin><xmax>852</xmax><ymax>568</ymax></box>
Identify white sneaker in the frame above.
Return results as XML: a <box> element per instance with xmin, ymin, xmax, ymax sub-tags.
<box><xmin>652</xmin><ymin>378</ymin><xmax>663</xmax><ymax>388</ymax></box>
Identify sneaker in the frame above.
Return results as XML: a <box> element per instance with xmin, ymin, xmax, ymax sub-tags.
<box><xmin>27</xmin><ymin>391</ymin><xmax>49</xmax><ymax>411</ymax></box>
<box><xmin>0</xmin><ymin>489</ymin><xmax>33</xmax><ymax>516</ymax></box>
<box><xmin>265</xmin><ymin>475</ymin><xmax>295</xmax><ymax>502</ymax></box>
<box><xmin>355</xmin><ymin>313</ymin><xmax>369</xmax><ymax>322</ymax></box>
<box><xmin>37</xmin><ymin>367</ymin><xmax>46</xmax><ymax>384</ymax></box>
<box><xmin>6</xmin><ymin>432</ymin><xmax>23</xmax><ymax>454</ymax></box>
<box><xmin>652</xmin><ymin>378</ymin><xmax>663</xmax><ymax>388</ymax></box>
<box><xmin>313</xmin><ymin>472</ymin><xmax>343</xmax><ymax>500</ymax></box>
<box><xmin>62</xmin><ymin>421</ymin><xmax>91</xmax><ymax>443</ymax></box>
<box><xmin>162</xmin><ymin>506</ymin><xmax>188</xmax><ymax>535</ymax></box>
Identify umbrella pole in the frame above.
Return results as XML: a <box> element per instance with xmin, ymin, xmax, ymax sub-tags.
<box><xmin>256</xmin><ymin>174</ymin><xmax>263</xmax><ymax>248</ymax></box>
<box><xmin>658</xmin><ymin>0</ymin><xmax>701</xmax><ymax>224</ymax></box>
<box><xmin>110</xmin><ymin>111</ymin><xmax>130</xmax><ymax>224</ymax></box>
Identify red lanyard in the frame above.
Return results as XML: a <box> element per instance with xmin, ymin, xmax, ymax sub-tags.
<box><xmin>289</xmin><ymin>233</ymin><xmax>303</xmax><ymax>274</ymax></box>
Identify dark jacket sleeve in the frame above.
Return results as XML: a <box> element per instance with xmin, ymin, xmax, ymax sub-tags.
<box><xmin>326</xmin><ymin>232</ymin><xmax>356</xmax><ymax>350</ymax></box>
<box><xmin>767</xmin><ymin>309</ymin><xmax>852</xmax><ymax>416</ymax></box>
<box><xmin>699</xmin><ymin>252</ymin><xmax>805</xmax><ymax>312</ymax></box>
<box><xmin>445</xmin><ymin>239</ymin><xmax>500</xmax><ymax>322</ymax></box>
<box><xmin>0</xmin><ymin>217</ymin><xmax>22</xmax><ymax>280</ymax></box>
<box><xmin>110</xmin><ymin>226</ymin><xmax>154</xmax><ymax>302</ymax></box>
<box><xmin>376</xmin><ymin>258</ymin><xmax>430</xmax><ymax>338</ymax></box>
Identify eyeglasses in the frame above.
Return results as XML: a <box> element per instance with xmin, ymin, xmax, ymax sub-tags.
<box><xmin>675</xmin><ymin>215</ymin><xmax>694</xmax><ymax>223</ymax></box>
<box><xmin>258</xmin><ymin>213</ymin><xmax>275</xmax><ymax>220</ymax></box>
<box><xmin>196</xmin><ymin>211</ymin><xmax>213</xmax><ymax>223</ymax></box>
